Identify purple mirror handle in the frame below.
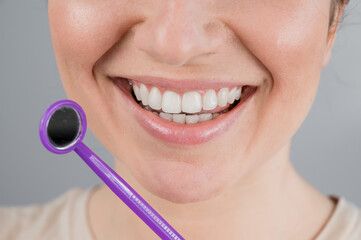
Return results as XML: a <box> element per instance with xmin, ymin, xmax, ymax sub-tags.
<box><xmin>74</xmin><ymin>142</ymin><xmax>184</xmax><ymax>240</ymax></box>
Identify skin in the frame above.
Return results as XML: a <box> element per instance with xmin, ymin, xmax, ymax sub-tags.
<box><xmin>48</xmin><ymin>0</ymin><xmax>345</xmax><ymax>239</ymax></box>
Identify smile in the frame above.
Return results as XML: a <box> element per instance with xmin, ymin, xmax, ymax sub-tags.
<box><xmin>111</xmin><ymin>76</ymin><xmax>258</xmax><ymax>145</ymax></box>
<box><xmin>131</xmin><ymin>80</ymin><xmax>242</xmax><ymax>123</ymax></box>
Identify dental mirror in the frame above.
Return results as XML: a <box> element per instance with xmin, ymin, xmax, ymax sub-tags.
<box><xmin>39</xmin><ymin>100</ymin><xmax>184</xmax><ymax>240</ymax></box>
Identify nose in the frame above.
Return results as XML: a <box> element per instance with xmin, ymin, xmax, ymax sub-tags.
<box><xmin>133</xmin><ymin>1</ymin><xmax>223</xmax><ymax>66</ymax></box>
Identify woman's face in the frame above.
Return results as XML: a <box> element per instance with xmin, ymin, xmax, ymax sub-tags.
<box><xmin>48</xmin><ymin>0</ymin><xmax>336</xmax><ymax>203</ymax></box>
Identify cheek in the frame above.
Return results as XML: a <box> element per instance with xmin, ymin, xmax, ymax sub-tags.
<box><xmin>48</xmin><ymin>0</ymin><xmax>143</xmax><ymax>77</ymax></box>
<box><xmin>48</xmin><ymin>0</ymin><xmax>142</xmax><ymax>142</ymax></box>
<box><xmin>218</xmin><ymin>0</ymin><xmax>331</xmax><ymax>161</ymax></box>
<box><xmin>228</xmin><ymin>1</ymin><xmax>330</xmax><ymax>88</ymax></box>
<box><xmin>259</xmin><ymin>2</ymin><xmax>330</xmax><ymax>134</ymax></box>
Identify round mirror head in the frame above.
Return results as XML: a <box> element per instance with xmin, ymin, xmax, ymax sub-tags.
<box><xmin>39</xmin><ymin>100</ymin><xmax>87</xmax><ymax>154</ymax></box>
<box><xmin>47</xmin><ymin>107</ymin><xmax>80</xmax><ymax>149</ymax></box>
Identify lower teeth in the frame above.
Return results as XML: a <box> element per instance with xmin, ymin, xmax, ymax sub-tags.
<box><xmin>141</xmin><ymin>105</ymin><xmax>231</xmax><ymax>124</ymax></box>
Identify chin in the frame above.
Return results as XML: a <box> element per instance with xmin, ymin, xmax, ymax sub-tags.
<box><xmin>133</xmin><ymin>156</ymin><xmax>234</xmax><ymax>204</ymax></box>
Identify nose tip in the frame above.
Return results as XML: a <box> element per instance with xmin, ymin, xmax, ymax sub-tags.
<box><xmin>136</xmin><ymin>25</ymin><xmax>220</xmax><ymax>66</ymax></box>
<box><xmin>133</xmin><ymin>2</ymin><xmax>223</xmax><ymax>66</ymax></box>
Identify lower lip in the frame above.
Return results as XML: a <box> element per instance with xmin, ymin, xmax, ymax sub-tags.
<box><xmin>113</xmin><ymin>78</ymin><xmax>256</xmax><ymax>145</ymax></box>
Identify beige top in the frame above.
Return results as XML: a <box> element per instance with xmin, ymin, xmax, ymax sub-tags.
<box><xmin>1</xmin><ymin>188</ymin><xmax>361</xmax><ymax>240</ymax></box>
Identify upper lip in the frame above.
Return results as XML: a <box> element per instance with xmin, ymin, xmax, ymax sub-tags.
<box><xmin>110</xmin><ymin>75</ymin><xmax>258</xmax><ymax>92</ymax></box>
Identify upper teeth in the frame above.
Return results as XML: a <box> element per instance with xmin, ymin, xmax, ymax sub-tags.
<box><xmin>132</xmin><ymin>83</ymin><xmax>242</xmax><ymax>114</ymax></box>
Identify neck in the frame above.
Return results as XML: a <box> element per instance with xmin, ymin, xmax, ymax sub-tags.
<box><xmin>88</xmin><ymin>142</ymin><xmax>335</xmax><ymax>240</ymax></box>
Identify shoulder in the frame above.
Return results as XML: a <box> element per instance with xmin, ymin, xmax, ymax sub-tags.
<box><xmin>0</xmin><ymin>187</ymin><xmax>95</xmax><ymax>240</ymax></box>
<box><xmin>317</xmin><ymin>196</ymin><xmax>361</xmax><ymax>240</ymax></box>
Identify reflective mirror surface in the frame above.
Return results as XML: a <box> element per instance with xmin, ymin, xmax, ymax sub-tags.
<box><xmin>47</xmin><ymin>107</ymin><xmax>80</xmax><ymax>148</ymax></box>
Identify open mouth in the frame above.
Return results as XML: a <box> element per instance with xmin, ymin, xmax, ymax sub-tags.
<box><xmin>115</xmin><ymin>77</ymin><xmax>257</xmax><ymax>124</ymax></box>
<box><xmin>112</xmin><ymin>76</ymin><xmax>257</xmax><ymax>145</ymax></box>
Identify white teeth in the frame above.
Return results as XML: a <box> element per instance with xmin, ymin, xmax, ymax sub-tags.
<box><xmin>140</xmin><ymin>84</ymin><xmax>149</xmax><ymax>105</ymax></box>
<box><xmin>199</xmin><ymin>113</ymin><xmax>212</xmax><ymax>122</ymax></box>
<box><xmin>172</xmin><ymin>114</ymin><xmax>186</xmax><ymax>124</ymax></box>
<box><xmin>182</xmin><ymin>91</ymin><xmax>202</xmax><ymax>113</ymax></box>
<box><xmin>162</xmin><ymin>91</ymin><xmax>181</xmax><ymax>114</ymax></box>
<box><xmin>186</xmin><ymin>115</ymin><xmax>200</xmax><ymax>124</ymax></box>
<box><xmin>235</xmin><ymin>87</ymin><xmax>242</xmax><ymax>100</ymax></box>
<box><xmin>132</xmin><ymin>83</ymin><xmax>244</xmax><ymax>120</ymax></box>
<box><xmin>159</xmin><ymin>112</ymin><xmax>173</xmax><ymax>121</ymax></box>
<box><xmin>203</xmin><ymin>89</ymin><xmax>217</xmax><ymax>111</ymax></box>
<box><xmin>133</xmin><ymin>85</ymin><xmax>141</xmax><ymax>101</ymax></box>
<box><xmin>217</xmin><ymin>88</ymin><xmax>228</xmax><ymax>107</ymax></box>
<box><xmin>156</xmin><ymin>111</ymin><xmax>222</xmax><ymax>124</ymax></box>
<box><xmin>148</xmin><ymin>87</ymin><xmax>162</xmax><ymax>110</ymax></box>
<box><xmin>227</xmin><ymin>87</ymin><xmax>237</xmax><ymax>104</ymax></box>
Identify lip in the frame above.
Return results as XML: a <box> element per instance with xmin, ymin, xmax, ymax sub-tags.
<box><xmin>112</xmin><ymin>77</ymin><xmax>257</xmax><ymax>145</ymax></box>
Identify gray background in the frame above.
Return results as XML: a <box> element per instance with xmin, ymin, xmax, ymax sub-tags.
<box><xmin>0</xmin><ymin>0</ymin><xmax>360</xmax><ymax>206</ymax></box>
